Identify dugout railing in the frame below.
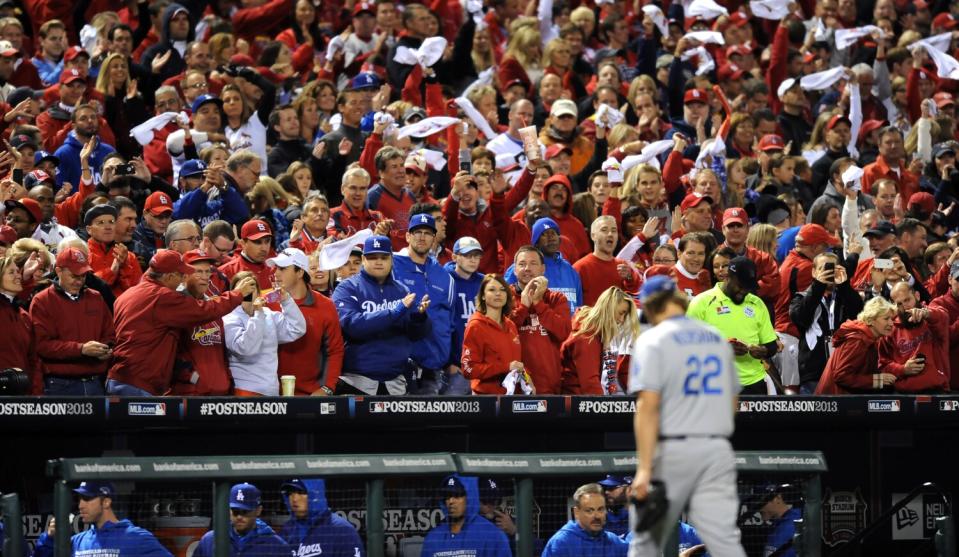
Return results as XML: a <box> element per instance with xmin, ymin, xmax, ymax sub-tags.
<box><xmin>19</xmin><ymin>451</ymin><xmax>827</xmax><ymax>557</ymax></box>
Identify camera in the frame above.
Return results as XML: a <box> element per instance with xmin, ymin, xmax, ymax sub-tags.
<box><xmin>115</xmin><ymin>162</ymin><xmax>135</xmax><ymax>176</ymax></box>
<box><xmin>0</xmin><ymin>368</ymin><xmax>31</xmax><ymax>395</ymax></box>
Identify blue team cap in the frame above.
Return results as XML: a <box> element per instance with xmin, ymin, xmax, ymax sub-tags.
<box><xmin>363</xmin><ymin>235</ymin><xmax>392</xmax><ymax>255</ymax></box>
<box><xmin>230</xmin><ymin>483</ymin><xmax>261</xmax><ymax>510</ymax></box>
<box><xmin>74</xmin><ymin>481</ymin><xmax>114</xmax><ymax>498</ymax></box>
<box><xmin>408</xmin><ymin>213</ymin><xmax>436</xmax><ymax>232</ymax></box>
<box><xmin>639</xmin><ymin>275</ymin><xmax>676</xmax><ymax>304</ymax></box>
<box><xmin>349</xmin><ymin>72</ymin><xmax>380</xmax><ymax>91</ymax></box>
<box><xmin>280</xmin><ymin>479</ymin><xmax>308</xmax><ymax>493</ymax></box>
<box><xmin>441</xmin><ymin>476</ymin><xmax>466</xmax><ymax>497</ymax></box>
<box><xmin>180</xmin><ymin>159</ymin><xmax>207</xmax><ymax>178</ymax></box>
<box><xmin>531</xmin><ymin>217</ymin><xmax>560</xmax><ymax>246</ymax></box>
<box><xmin>598</xmin><ymin>475</ymin><xmax>627</xmax><ymax>488</ymax></box>
<box><xmin>34</xmin><ymin>150</ymin><xmax>59</xmax><ymax>166</ymax></box>
<box><xmin>191</xmin><ymin>93</ymin><xmax>222</xmax><ymax>114</ymax></box>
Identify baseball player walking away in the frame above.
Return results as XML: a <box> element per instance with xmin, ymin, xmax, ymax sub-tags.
<box><xmin>627</xmin><ymin>275</ymin><xmax>746</xmax><ymax>557</ymax></box>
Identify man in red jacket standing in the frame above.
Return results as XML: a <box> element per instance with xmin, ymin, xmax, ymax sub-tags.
<box><xmin>219</xmin><ymin>219</ymin><xmax>275</xmax><ymax>287</ymax></box>
<box><xmin>107</xmin><ymin>250</ymin><xmax>257</xmax><ymax>396</ymax></box>
<box><xmin>270</xmin><ymin>247</ymin><xmax>345</xmax><ymax>396</ymax></box>
<box><xmin>29</xmin><ymin>247</ymin><xmax>114</xmax><ymax>395</ymax></box>
<box><xmin>509</xmin><ymin>245</ymin><xmax>571</xmax><ymax>394</ymax></box>
<box><xmin>882</xmin><ymin>282</ymin><xmax>950</xmax><ymax>393</ymax></box>
<box><xmin>931</xmin><ymin>262</ymin><xmax>959</xmax><ymax>391</ymax></box>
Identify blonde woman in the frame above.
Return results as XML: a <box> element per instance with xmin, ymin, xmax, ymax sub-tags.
<box><xmin>500</xmin><ymin>25</ymin><xmax>543</xmax><ymax>92</ymax></box>
<box><xmin>746</xmin><ymin>223</ymin><xmax>779</xmax><ymax>260</ymax></box>
<box><xmin>466</xmin><ymin>84</ymin><xmax>500</xmax><ymax>132</ymax></box>
<box><xmin>816</xmin><ymin>296</ymin><xmax>897</xmax><ymax>394</ymax></box>
<box><xmin>560</xmin><ymin>286</ymin><xmax>640</xmax><ymax>395</ymax></box>
<box><xmin>95</xmin><ymin>52</ymin><xmax>148</xmax><ymax>157</ymax></box>
<box><xmin>247</xmin><ymin>178</ymin><xmax>296</xmax><ymax>248</ymax></box>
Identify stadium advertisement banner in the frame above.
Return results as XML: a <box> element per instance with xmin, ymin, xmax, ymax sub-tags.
<box><xmin>182</xmin><ymin>397</ymin><xmax>348</xmax><ymax>423</ymax></box>
<box><xmin>498</xmin><ymin>396</ymin><xmax>565</xmax><ymax>419</ymax></box>
<box><xmin>0</xmin><ymin>398</ymin><xmax>105</xmax><ymax>425</ymax></box>
<box><xmin>355</xmin><ymin>396</ymin><xmax>496</xmax><ymax>421</ymax></box>
<box><xmin>109</xmin><ymin>399</ymin><xmax>182</xmax><ymax>426</ymax></box>
<box><xmin>890</xmin><ymin>492</ymin><xmax>951</xmax><ymax>540</ymax></box>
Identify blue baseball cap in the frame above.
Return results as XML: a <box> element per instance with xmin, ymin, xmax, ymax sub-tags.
<box><xmin>191</xmin><ymin>93</ymin><xmax>222</xmax><ymax>115</ymax></box>
<box><xmin>229</xmin><ymin>482</ymin><xmax>261</xmax><ymax>510</ymax></box>
<box><xmin>639</xmin><ymin>275</ymin><xmax>676</xmax><ymax>304</ymax></box>
<box><xmin>531</xmin><ymin>217</ymin><xmax>560</xmax><ymax>246</ymax></box>
<box><xmin>363</xmin><ymin>234</ymin><xmax>392</xmax><ymax>255</ymax></box>
<box><xmin>349</xmin><ymin>72</ymin><xmax>380</xmax><ymax>91</ymax></box>
<box><xmin>180</xmin><ymin>159</ymin><xmax>207</xmax><ymax>178</ymax></box>
<box><xmin>34</xmin><ymin>150</ymin><xmax>59</xmax><ymax>166</ymax></box>
<box><xmin>441</xmin><ymin>476</ymin><xmax>466</xmax><ymax>497</ymax></box>
<box><xmin>280</xmin><ymin>479</ymin><xmax>307</xmax><ymax>493</ymax></box>
<box><xmin>453</xmin><ymin>236</ymin><xmax>483</xmax><ymax>255</ymax></box>
<box><xmin>598</xmin><ymin>475</ymin><xmax>627</xmax><ymax>488</ymax></box>
<box><xmin>74</xmin><ymin>481</ymin><xmax>114</xmax><ymax>498</ymax></box>
<box><xmin>408</xmin><ymin>213</ymin><xmax>436</xmax><ymax>232</ymax></box>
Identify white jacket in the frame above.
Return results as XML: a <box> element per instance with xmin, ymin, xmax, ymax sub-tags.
<box><xmin>223</xmin><ymin>296</ymin><xmax>307</xmax><ymax>395</ymax></box>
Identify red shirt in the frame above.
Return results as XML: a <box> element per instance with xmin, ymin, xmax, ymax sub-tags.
<box><xmin>30</xmin><ymin>285</ymin><xmax>114</xmax><ymax>378</ymax></box>
<box><xmin>861</xmin><ymin>154</ymin><xmax>919</xmax><ymax>201</ymax></box>
<box><xmin>328</xmin><ymin>203</ymin><xmax>383</xmax><ymax>238</ymax></box>
<box><xmin>0</xmin><ymin>295</ymin><xmax>36</xmax><ymax>393</ymax></box>
<box><xmin>573</xmin><ymin>253</ymin><xmax>641</xmax><ymax>306</ymax></box>
<box><xmin>219</xmin><ymin>253</ymin><xmax>274</xmax><ymax>290</ymax></box>
<box><xmin>775</xmin><ymin>250</ymin><xmax>814</xmax><ymax>336</ymax></box>
<box><xmin>879</xmin><ymin>308</ymin><xmax>950</xmax><ymax>393</ymax></box>
<box><xmin>643</xmin><ymin>263</ymin><xmax>711</xmax><ymax>298</ymax></box>
<box><xmin>509</xmin><ymin>287</ymin><xmax>571</xmax><ymax>394</ymax></box>
<box><xmin>367</xmin><ymin>184</ymin><xmax>416</xmax><ymax>250</ymax></box>
<box><xmin>172</xmin><ymin>312</ymin><xmax>231</xmax><ymax>396</ymax></box>
<box><xmin>462</xmin><ymin>311</ymin><xmax>522</xmax><ymax>394</ymax></box>
<box><xmin>88</xmin><ymin>239</ymin><xmax>143</xmax><ymax>297</ymax></box>
<box><xmin>276</xmin><ymin>290</ymin><xmax>345</xmax><ymax>394</ymax></box>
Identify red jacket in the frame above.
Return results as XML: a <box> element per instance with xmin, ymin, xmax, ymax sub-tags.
<box><xmin>643</xmin><ymin>263</ymin><xmax>711</xmax><ymax>298</ymax></box>
<box><xmin>231</xmin><ymin>0</ymin><xmax>293</xmax><ymax>41</ymax></box>
<box><xmin>461</xmin><ymin>311</ymin><xmax>522</xmax><ymax>394</ymax></box>
<box><xmin>10</xmin><ymin>58</ymin><xmax>42</xmax><ymax>89</ymax></box>
<box><xmin>0</xmin><ymin>295</ymin><xmax>36</xmax><ymax>393</ymax></box>
<box><xmin>108</xmin><ymin>276</ymin><xmax>243</xmax><ymax>395</ymax></box>
<box><xmin>277</xmin><ymin>289</ymin><xmax>344</xmax><ymax>394</ymax></box>
<box><xmin>172</xmin><ymin>311</ymin><xmax>231</xmax><ymax>396</ymax></box>
<box><xmin>143</xmin><ymin>121</ymin><xmax>178</xmax><ymax>185</ymax></box>
<box><xmin>54</xmin><ymin>178</ymin><xmax>97</xmax><ymax>230</ymax></box>
<box><xmin>861</xmin><ymin>155</ymin><xmax>919</xmax><ymax>201</ymax></box>
<box><xmin>573</xmin><ymin>253</ymin><xmax>640</xmax><ymax>306</ymax></box>
<box><xmin>775</xmin><ymin>250</ymin><xmax>814</xmax><ymax>336</ymax></box>
<box><xmin>559</xmin><ymin>311</ymin><xmax>630</xmax><ymax>394</ymax></box>
<box><xmin>930</xmin><ymin>290</ymin><xmax>959</xmax><ymax>390</ymax></box>
<box><xmin>29</xmin><ymin>284</ymin><xmax>114</xmax><ymax>378</ymax></box>
<box><xmin>88</xmin><ymin>239</ymin><xmax>143</xmax><ymax>296</ymax></box>
<box><xmin>815</xmin><ymin>320</ymin><xmax>889</xmax><ymax>394</ymax></box>
<box><xmin>879</xmin><ymin>308</ymin><xmax>950</xmax><ymax>393</ymax></box>
<box><xmin>509</xmin><ymin>286</ymin><xmax>570</xmax><ymax>394</ymax></box>
<box><xmin>218</xmin><ymin>253</ymin><xmax>274</xmax><ymax>290</ymax></box>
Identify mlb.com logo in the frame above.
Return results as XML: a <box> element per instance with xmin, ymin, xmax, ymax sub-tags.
<box><xmin>129</xmin><ymin>402</ymin><xmax>166</xmax><ymax>416</ymax></box>
<box><xmin>320</xmin><ymin>402</ymin><xmax>336</xmax><ymax>415</ymax></box>
<box><xmin>371</xmin><ymin>402</ymin><xmax>387</xmax><ymax>413</ymax></box>
<box><xmin>940</xmin><ymin>400</ymin><xmax>959</xmax><ymax>411</ymax></box>
<box><xmin>867</xmin><ymin>400</ymin><xmax>901</xmax><ymax>413</ymax></box>
<box><xmin>512</xmin><ymin>400</ymin><xmax>548</xmax><ymax>413</ymax></box>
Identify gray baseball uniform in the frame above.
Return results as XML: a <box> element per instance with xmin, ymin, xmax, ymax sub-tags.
<box><xmin>628</xmin><ymin>315</ymin><xmax>746</xmax><ymax>557</ymax></box>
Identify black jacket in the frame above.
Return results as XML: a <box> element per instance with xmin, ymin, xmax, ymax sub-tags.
<box><xmin>789</xmin><ymin>278</ymin><xmax>864</xmax><ymax>384</ymax></box>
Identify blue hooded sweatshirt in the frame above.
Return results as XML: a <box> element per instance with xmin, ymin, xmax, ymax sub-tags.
<box><xmin>332</xmin><ymin>268</ymin><xmax>432</xmax><ymax>381</ymax></box>
<box><xmin>765</xmin><ymin>507</ymin><xmax>801</xmax><ymax>557</ymax></box>
<box><xmin>504</xmin><ymin>253</ymin><xmax>583</xmax><ymax>315</ymax></box>
<box><xmin>392</xmin><ymin>252</ymin><xmax>455</xmax><ymax>370</ymax></box>
<box><xmin>443</xmin><ymin>262</ymin><xmax>483</xmax><ymax>365</ymax></box>
<box><xmin>53</xmin><ymin>132</ymin><xmax>115</xmax><ymax>188</ymax></box>
<box><xmin>194</xmin><ymin>519</ymin><xmax>291</xmax><ymax>557</ymax></box>
<box><xmin>278</xmin><ymin>480</ymin><xmax>364</xmax><ymax>557</ymax></box>
<box><xmin>33</xmin><ymin>519</ymin><xmax>173</xmax><ymax>557</ymax></box>
<box><xmin>420</xmin><ymin>475</ymin><xmax>511</xmax><ymax>557</ymax></box>
<box><xmin>172</xmin><ymin>174</ymin><xmax>250</xmax><ymax>227</ymax></box>
<box><xmin>541</xmin><ymin>520</ymin><xmax>627</xmax><ymax>557</ymax></box>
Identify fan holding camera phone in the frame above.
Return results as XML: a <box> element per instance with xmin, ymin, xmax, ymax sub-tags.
<box><xmin>877</xmin><ymin>282</ymin><xmax>950</xmax><ymax>393</ymax></box>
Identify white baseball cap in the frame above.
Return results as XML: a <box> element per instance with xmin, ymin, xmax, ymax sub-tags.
<box><xmin>267</xmin><ymin>248</ymin><xmax>310</xmax><ymax>272</ymax></box>
<box><xmin>776</xmin><ymin>78</ymin><xmax>798</xmax><ymax>100</ymax></box>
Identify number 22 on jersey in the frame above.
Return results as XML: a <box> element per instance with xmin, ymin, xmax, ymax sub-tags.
<box><xmin>683</xmin><ymin>355</ymin><xmax>723</xmax><ymax>395</ymax></box>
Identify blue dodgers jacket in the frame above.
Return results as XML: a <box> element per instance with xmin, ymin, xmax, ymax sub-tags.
<box><xmin>332</xmin><ymin>268</ymin><xmax>432</xmax><ymax>381</ymax></box>
<box><xmin>504</xmin><ymin>253</ymin><xmax>583</xmax><ymax>315</ymax></box>
<box><xmin>765</xmin><ymin>507</ymin><xmax>802</xmax><ymax>557</ymax></box>
<box><xmin>33</xmin><ymin>519</ymin><xmax>173</xmax><ymax>557</ymax></box>
<box><xmin>421</xmin><ymin>475</ymin><xmax>511</xmax><ymax>557</ymax></box>
<box><xmin>278</xmin><ymin>480</ymin><xmax>364</xmax><ymax>557</ymax></box>
<box><xmin>443</xmin><ymin>262</ymin><xmax>484</xmax><ymax>365</ymax></box>
<box><xmin>53</xmin><ymin>132</ymin><xmax>116</xmax><ymax>188</ymax></box>
<box><xmin>541</xmin><ymin>520</ymin><xmax>627</xmax><ymax>557</ymax></box>
<box><xmin>172</xmin><ymin>176</ymin><xmax>250</xmax><ymax>227</ymax></box>
<box><xmin>392</xmin><ymin>252</ymin><xmax>455</xmax><ymax>370</ymax></box>
<box><xmin>194</xmin><ymin>519</ymin><xmax>292</xmax><ymax>557</ymax></box>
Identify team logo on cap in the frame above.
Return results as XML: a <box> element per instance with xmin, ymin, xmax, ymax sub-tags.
<box><xmin>447</xmin><ymin>478</ymin><xmax>456</xmax><ymax>487</ymax></box>
<box><xmin>257</xmin><ymin>223</ymin><xmax>266</xmax><ymax>232</ymax></box>
<box><xmin>160</xmin><ymin>195</ymin><xmax>168</xmax><ymax>204</ymax></box>
<box><xmin>489</xmin><ymin>480</ymin><xmax>497</xmax><ymax>489</ymax></box>
<box><xmin>236</xmin><ymin>490</ymin><xmax>245</xmax><ymax>501</ymax></box>
<box><xmin>75</xmin><ymin>252</ymin><xmax>86</xmax><ymax>262</ymax></box>
<box><xmin>730</xmin><ymin>209</ymin><xmax>740</xmax><ymax>216</ymax></box>
<box><xmin>373</xmin><ymin>239</ymin><xmax>381</xmax><ymax>248</ymax></box>
<box><xmin>419</xmin><ymin>215</ymin><xmax>428</xmax><ymax>223</ymax></box>
<box><xmin>691</xmin><ymin>90</ymin><xmax>701</xmax><ymax>98</ymax></box>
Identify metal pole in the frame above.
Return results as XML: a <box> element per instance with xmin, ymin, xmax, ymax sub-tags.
<box><xmin>366</xmin><ymin>478</ymin><xmax>384</xmax><ymax>557</ymax></box>
<box><xmin>935</xmin><ymin>515</ymin><xmax>956</xmax><ymax>557</ymax></box>
<box><xmin>516</xmin><ymin>478</ymin><xmax>533</xmax><ymax>557</ymax></box>
<box><xmin>803</xmin><ymin>475</ymin><xmax>822</xmax><ymax>557</ymax></box>
<box><xmin>213</xmin><ymin>481</ymin><xmax>231</xmax><ymax>557</ymax></box>
<box><xmin>53</xmin><ymin>480</ymin><xmax>71</xmax><ymax>557</ymax></box>
<box><xmin>2</xmin><ymin>493</ymin><xmax>24</xmax><ymax>557</ymax></box>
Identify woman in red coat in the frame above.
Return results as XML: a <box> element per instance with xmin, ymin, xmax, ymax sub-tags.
<box><xmin>560</xmin><ymin>286</ymin><xmax>639</xmax><ymax>395</ymax></box>
<box><xmin>462</xmin><ymin>274</ymin><xmax>526</xmax><ymax>395</ymax></box>
<box><xmin>0</xmin><ymin>255</ymin><xmax>35</xmax><ymax>391</ymax></box>
<box><xmin>816</xmin><ymin>297</ymin><xmax>898</xmax><ymax>395</ymax></box>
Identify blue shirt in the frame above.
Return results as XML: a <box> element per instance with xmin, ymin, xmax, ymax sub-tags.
<box><xmin>444</xmin><ymin>262</ymin><xmax>484</xmax><ymax>365</ymax></box>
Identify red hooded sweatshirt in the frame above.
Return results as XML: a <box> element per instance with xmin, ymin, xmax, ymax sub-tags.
<box><xmin>879</xmin><ymin>307</ymin><xmax>950</xmax><ymax>393</ymax></box>
<box><xmin>930</xmin><ymin>289</ymin><xmax>959</xmax><ymax>390</ymax></box>
<box><xmin>509</xmin><ymin>286</ymin><xmax>571</xmax><ymax>394</ymax></box>
<box><xmin>542</xmin><ymin>175</ymin><xmax>591</xmax><ymax>261</ymax></box>
<box><xmin>462</xmin><ymin>311</ymin><xmax>522</xmax><ymax>394</ymax></box>
<box><xmin>775</xmin><ymin>249</ymin><xmax>814</xmax><ymax>336</ymax></box>
<box><xmin>815</xmin><ymin>320</ymin><xmax>891</xmax><ymax>395</ymax></box>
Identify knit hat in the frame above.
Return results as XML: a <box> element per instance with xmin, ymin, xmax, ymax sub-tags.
<box><xmin>531</xmin><ymin>217</ymin><xmax>560</xmax><ymax>246</ymax></box>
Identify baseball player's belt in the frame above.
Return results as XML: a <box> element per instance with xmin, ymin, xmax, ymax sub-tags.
<box><xmin>658</xmin><ymin>434</ymin><xmax>728</xmax><ymax>441</ymax></box>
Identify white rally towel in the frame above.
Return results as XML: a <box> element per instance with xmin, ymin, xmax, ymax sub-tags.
<box><xmin>682</xmin><ymin>30</ymin><xmax>725</xmax><ymax>45</ymax></box>
<box><xmin>462</xmin><ymin>66</ymin><xmax>496</xmax><ymax>100</ymax></box>
<box><xmin>318</xmin><ymin>229</ymin><xmax>373</xmax><ymax>271</ymax></box>
<box><xmin>130</xmin><ymin>112</ymin><xmax>189</xmax><ymax>146</ymax></box>
<box><xmin>914</xmin><ymin>41</ymin><xmax>959</xmax><ymax>80</ymax></box>
<box><xmin>841</xmin><ymin>164</ymin><xmax>864</xmax><ymax>191</ymax></box>
<box><xmin>695</xmin><ymin>135</ymin><xmax>725</xmax><ymax>169</ymax></box>
<box><xmin>749</xmin><ymin>0</ymin><xmax>791</xmax><ymax>20</ymax></box>
<box><xmin>502</xmin><ymin>369</ymin><xmax>534</xmax><ymax>395</ymax></box>
<box><xmin>834</xmin><ymin>26</ymin><xmax>884</xmax><ymax>50</ymax></box>
<box><xmin>325</xmin><ymin>35</ymin><xmax>345</xmax><ymax>62</ymax></box>
<box><xmin>454</xmin><ymin>96</ymin><xmax>498</xmax><ymax>141</ymax></box>
<box><xmin>601</xmin><ymin>158</ymin><xmax>623</xmax><ymax>182</ymax></box>
<box><xmin>686</xmin><ymin>0</ymin><xmax>728</xmax><ymax>20</ymax></box>
<box><xmin>416</xmin><ymin>148</ymin><xmax>447</xmax><ymax>171</ymax></box>
<box><xmin>396</xmin><ymin>116</ymin><xmax>460</xmax><ymax>139</ymax></box>
<box><xmin>594</xmin><ymin>103</ymin><xmax>625</xmax><ymax>129</ymax></box>
<box><xmin>800</xmin><ymin>66</ymin><xmax>851</xmax><ymax>91</ymax></box>
<box><xmin>393</xmin><ymin>36</ymin><xmax>448</xmax><ymax>69</ymax></box>
<box><xmin>621</xmin><ymin>139</ymin><xmax>676</xmax><ymax>172</ymax></box>
<box><xmin>682</xmin><ymin>46</ymin><xmax>716</xmax><ymax>76</ymax></box>
<box><xmin>916</xmin><ymin>32</ymin><xmax>953</xmax><ymax>53</ymax></box>
<box><xmin>641</xmin><ymin>4</ymin><xmax>669</xmax><ymax>36</ymax></box>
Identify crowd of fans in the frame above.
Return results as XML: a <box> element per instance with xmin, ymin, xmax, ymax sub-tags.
<box><xmin>2</xmin><ymin>0</ymin><xmax>959</xmax><ymax>397</ymax></box>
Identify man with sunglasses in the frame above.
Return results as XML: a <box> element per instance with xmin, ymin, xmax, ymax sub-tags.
<box><xmin>195</xmin><ymin>483</ymin><xmax>292</xmax><ymax>557</ymax></box>
<box><xmin>33</xmin><ymin>481</ymin><xmax>172</xmax><ymax>557</ymax></box>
